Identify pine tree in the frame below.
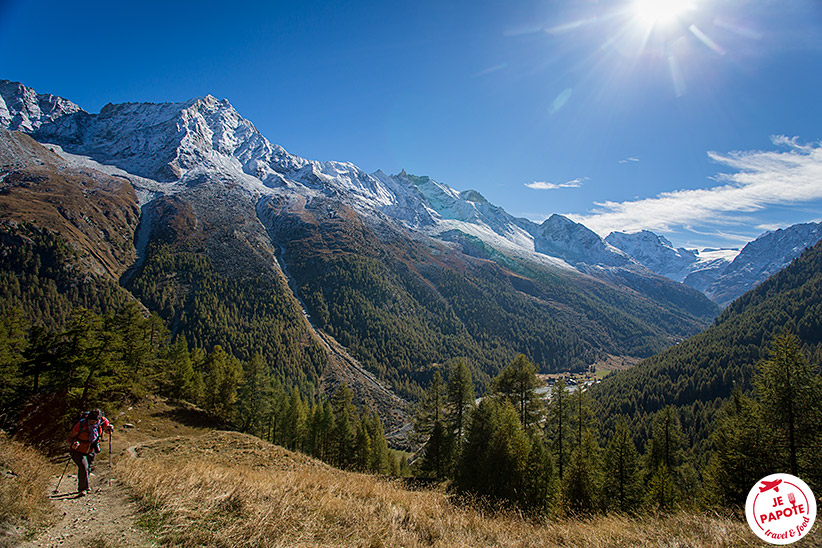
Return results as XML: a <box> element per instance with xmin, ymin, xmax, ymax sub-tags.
<box><xmin>202</xmin><ymin>345</ymin><xmax>243</xmax><ymax>423</ymax></box>
<box><xmin>283</xmin><ymin>387</ymin><xmax>307</xmax><ymax>451</ymax></box>
<box><xmin>266</xmin><ymin>378</ymin><xmax>288</xmax><ymax>445</ymax></box>
<box><xmin>331</xmin><ymin>384</ymin><xmax>356</xmax><ymax>468</ymax></box>
<box><xmin>446</xmin><ymin>358</ymin><xmax>475</xmax><ymax>452</ymax></box>
<box><xmin>569</xmin><ymin>387</ymin><xmax>594</xmax><ymax>454</ymax></box>
<box><xmin>546</xmin><ymin>379</ymin><xmax>572</xmax><ymax>481</ymax></box>
<box><xmin>644</xmin><ymin>406</ymin><xmax>687</xmax><ymax>511</ymax></box>
<box><xmin>319</xmin><ymin>400</ymin><xmax>336</xmax><ymax>461</ymax></box>
<box><xmin>755</xmin><ymin>332</ymin><xmax>820</xmax><ymax>480</ymax></box>
<box><xmin>237</xmin><ymin>353</ymin><xmax>273</xmax><ymax>437</ymax></box>
<box><xmin>165</xmin><ymin>336</ymin><xmax>201</xmax><ymax>403</ymax></box>
<box><xmin>414</xmin><ymin>371</ymin><xmax>452</xmax><ymax>479</ymax></box>
<box><xmin>21</xmin><ymin>325</ymin><xmax>58</xmax><ymax>394</ymax></box>
<box><xmin>354</xmin><ymin>413</ymin><xmax>373</xmax><ymax>471</ymax></box>
<box><xmin>457</xmin><ymin>398</ymin><xmax>531</xmax><ymax>503</ymax></box>
<box><xmin>366</xmin><ymin>411</ymin><xmax>392</xmax><ymax>474</ymax></box>
<box><xmin>704</xmin><ymin>388</ymin><xmax>771</xmax><ymax>507</ymax></box>
<box><xmin>563</xmin><ymin>388</ymin><xmax>602</xmax><ymax>514</ymax></box>
<box><xmin>492</xmin><ymin>354</ymin><xmax>544</xmax><ymax>430</ymax></box>
<box><xmin>0</xmin><ymin>307</ymin><xmax>26</xmax><ymax>411</ymax></box>
<box><xmin>602</xmin><ymin>419</ymin><xmax>642</xmax><ymax>513</ymax></box>
<box><xmin>522</xmin><ymin>434</ymin><xmax>555</xmax><ymax>511</ymax></box>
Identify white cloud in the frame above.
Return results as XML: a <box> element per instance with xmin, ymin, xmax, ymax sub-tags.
<box><xmin>570</xmin><ymin>137</ymin><xmax>822</xmax><ymax>237</ymax></box>
<box><xmin>526</xmin><ymin>177</ymin><xmax>586</xmax><ymax>190</ymax></box>
<box><xmin>619</xmin><ymin>157</ymin><xmax>640</xmax><ymax>164</ymax></box>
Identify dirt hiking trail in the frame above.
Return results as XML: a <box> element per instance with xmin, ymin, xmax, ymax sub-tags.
<box><xmin>20</xmin><ymin>452</ymin><xmax>156</xmax><ymax>548</ymax></box>
<box><xmin>17</xmin><ymin>397</ymin><xmax>213</xmax><ymax>548</ymax></box>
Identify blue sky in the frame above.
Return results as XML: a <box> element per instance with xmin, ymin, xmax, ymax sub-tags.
<box><xmin>2</xmin><ymin>0</ymin><xmax>821</xmax><ymax>249</ymax></box>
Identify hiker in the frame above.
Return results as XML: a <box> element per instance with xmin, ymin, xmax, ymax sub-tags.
<box><xmin>67</xmin><ymin>408</ymin><xmax>114</xmax><ymax>496</ymax></box>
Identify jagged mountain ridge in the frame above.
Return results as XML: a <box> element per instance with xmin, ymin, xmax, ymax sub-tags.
<box><xmin>607</xmin><ymin>223</ymin><xmax>822</xmax><ymax>307</ymax></box>
<box><xmin>3</xmin><ymin>76</ymin><xmax>815</xmax><ymax>309</ymax></box>
<box><xmin>704</xmin><ymin>222</ymin><xmax>822</xmax><ymax>306</ymax></box>
<box><xmin>0</xmin><ymin>79</ymin><xmax>651</xmax><ymax>276</ymax></box>
<box><xmin>605</xmin><ymin>230</ymin><xmax>722</xmax><ymax>282</ymax></box>
<box><xmin>1</xmin><ymin>79</ymin><xmax>721</xmax><ymax>398</ymax></box>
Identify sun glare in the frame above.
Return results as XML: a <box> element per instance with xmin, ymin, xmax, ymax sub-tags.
<box><xmin>634</xmin><ymin>0</ymin><xmax>694</xmax><ymax>26</ymax></box>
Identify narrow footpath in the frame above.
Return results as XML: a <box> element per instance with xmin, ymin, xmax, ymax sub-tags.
<box><xmin>19</xmin><ymin>453</ymin><xmax>156</xmax><ymax>548</ymax></box>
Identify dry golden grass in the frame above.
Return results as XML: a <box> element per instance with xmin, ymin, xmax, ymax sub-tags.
<box><xmin>0</xmin><ymin>433</ymin><xmax>57</xmax><ymax>543</ymax></box>
<box><xmin>116</xmin><ymin>431</ymin><xmax>821</xmax><ymax>548</ymax></box>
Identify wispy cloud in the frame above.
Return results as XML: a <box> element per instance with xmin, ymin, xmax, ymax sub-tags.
<box><xmin>526</xmin><ymin>177</ymin><xmax>586</xmax><ymax>190</ymax></box>
<box><xmin>619</xmin><ymin>157</ymin><xmax>640</xmax><ymax>164</ymax></box>
<box><xmin>472</xmin><ymin>64</ymin><xmax>507</xmax><ymax>78</ymax></box>
<box><xmin>570</xmin><ymin>136</ymin><xmax>822</xmax><ymax>236</ymax></box>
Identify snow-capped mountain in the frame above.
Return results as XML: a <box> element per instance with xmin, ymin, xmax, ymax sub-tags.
<box><xmin>0</xmin><ymin>80</ymin><xmax>82</xmax><ymax>132</ymax></box>
<box><xmin>703</xmin><ymin>222</ymin><xmax>822</xmax><ymax>306</ymax></box>
<box><xmin>4</xmin><ymin>78</ymin><xmax>813</xmax><ymax>309</ymax></box>
<box><xmin>2</xmin><ymin>79</ymin><xmax>651</xmax><ymax>277</ymax></box>
<box><xmin>538</xmin><ymin>215</ymin><xmax>633</xmax><ymax>269</ymax></box>
<box><xmin>606</xmin><ymin>230</ymin><xmax>702</xmax><ymax>281</ymax></box>
<box><xmin>1</xmin><ymin>78</ymin><xmax>732</xmax><ymax>418</ymax></box>
<box><xmin>605</xmin><ymin>230</ymin><xmax>737</xmax><ymax>283</ymax></box>
<box><xmin>607</xmin><ymin>224</ymin><xmax>822</xmax><ymax>306</ymax></box>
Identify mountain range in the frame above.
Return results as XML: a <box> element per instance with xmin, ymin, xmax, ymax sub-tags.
<box><xmin>1</xmin><ymin>78</ymin><xmax>820</xmax><ymax>427</ymax></box>
<box><xmin>606</xmin><ymin>222</ymin><xmax>822</xmax><ymax>307</ymax></box>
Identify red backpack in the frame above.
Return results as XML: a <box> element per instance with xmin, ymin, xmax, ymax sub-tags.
<box><xmin>68</xmin><ymin>412</ymin><xmax>103</xmax><ymax>454</ymax></box>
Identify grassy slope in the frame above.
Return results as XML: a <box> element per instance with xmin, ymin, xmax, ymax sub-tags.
<box><xmin>0</xmin><ymin>434</ymin><xmax>57</xmax><ymax>546</ymax></box>
<box><xmin>116</xmin><ymin>430</ymin><xmax>798</xmax><ymax>548</ymax></box>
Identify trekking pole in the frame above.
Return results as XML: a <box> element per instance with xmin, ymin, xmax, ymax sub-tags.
<box><xmin>53</xmin><ymin>455</ymin><xmax>71</xmax><ymax>494</ymax></box>
<box><xmin>108</xmin><ymin>430</ymin><xmax>113</xmax><ymax>486</ymax></box>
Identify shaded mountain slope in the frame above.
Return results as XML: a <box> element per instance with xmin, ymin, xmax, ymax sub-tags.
<box><xmin>0</xmin><ymin>129</ymin><xmax>138</xmax><ymax>327</ymax></box>
<box><xmin>591</xmin><ymin>239</ymin><xmax>822</xmax><ymax>451</ymax></box>
<box><xmin>124</xmin><ymin>182</ymin><xmax>329</xmax><ymax>392</ymax></box>
<box><xmin>0</xmin><ymin>129</ymin><xmax>139</xmax><ymax>279</ymax></box>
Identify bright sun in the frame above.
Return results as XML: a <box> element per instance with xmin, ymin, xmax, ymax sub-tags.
<box><xmin>634</xmin><ymin>0</ymin><xmax>694</xmax><ymax>26</ymax></box>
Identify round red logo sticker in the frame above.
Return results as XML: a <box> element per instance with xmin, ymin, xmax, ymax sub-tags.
<box><xmin>746</xmin><ymin>474</ymin><xmax>817</xmax><ymax>545</ymax></box>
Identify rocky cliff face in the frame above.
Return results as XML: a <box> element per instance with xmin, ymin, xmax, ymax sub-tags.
<box><xmin>0</xmin><ymin>80</ymin><xmax>83</xmax><ymax>132</ymax></box>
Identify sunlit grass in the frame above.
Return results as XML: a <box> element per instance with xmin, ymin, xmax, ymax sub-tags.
<box><xmin>0</xmin><ymin>433</ymin><xmax>57</xmax><ymax>541</ymax></box>
<box><xmin>114</xmin><ymin>430</ymin><xmax>799</xmax><ymax>548</ymax></box>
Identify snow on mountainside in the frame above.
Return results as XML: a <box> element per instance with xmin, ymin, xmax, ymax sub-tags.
<box><xmin>539</xmin><ymin>215</ymin><xmax>633</xmax><ymax>268</ymax></box>
<box><xmin>0</xmin><ymin>80</ymin><xmax>83</xmax><ymax>132</ymax></box>
<box><xmin>3</xmin><ymin>77</ymin><xmax>813</xmax><ymax>306</ymax></box>
<box><xmin>0</xmin><ymin>79</ymin><xmax>638</xmax><ymax>275</ymax></box>
<box><xmin>608</xmin><ymin>223</ymin><xmax>822</xmax><ymax>306</ymax></box>
<box><xmin>605</xmin><ymin>230</ymin><xmax>737</xmax><ymax>283</ymax></box>
<box><xmin>703</xmin><ymin>222</ymin><xmax>822</xmax><ymax>306</ymax></box>
<box><xmin>606</xmin><ymin>230</ymin><xmax>700</xmax><ymax>281</ymax></box>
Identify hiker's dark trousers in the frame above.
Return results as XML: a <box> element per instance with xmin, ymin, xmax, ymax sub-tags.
<box><xmin>70</xmin><ymin>450</ymin><xmax>95</xmax><ymax>492</ymax></box>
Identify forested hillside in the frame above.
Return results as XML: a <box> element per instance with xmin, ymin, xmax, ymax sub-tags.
<box><xmin>0</xmin><ymin>130</ymin><xmax>139</xmax><ymax>330</ymax></box>
<box><xmin>590</xmin><ymin>239</ymin><xmax>822</xmax><ymax>457</ymax></box>
<box><xmin>125</xmin><ymin>189</ymin><xmax>328</xmax><ymax>396</ymax></box>
<box><xmin>262</xmin><ymin>194</ymin><xmax>718</xmax><ymax>400</ymax></box>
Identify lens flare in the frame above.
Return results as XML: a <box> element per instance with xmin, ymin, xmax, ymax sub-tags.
<box><xmin>634</xmin><ymin>0</ymin><xmax>694</xmax><ymax>26</ymax></box>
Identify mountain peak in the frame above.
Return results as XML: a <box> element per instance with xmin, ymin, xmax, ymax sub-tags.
<box><xmin>0</xmin><ymin>79</ymin><xmax>83</xmax><ymax>132</ymax></box>
<box><xmin>535</xmin><ymin>214</ymin><xmax>632</xmax><ymax>267</ymax></box>
<box><xmin>459</xmin><ymin>189</ymin><xmax>487</xmax><ymax>203</ymax></box>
